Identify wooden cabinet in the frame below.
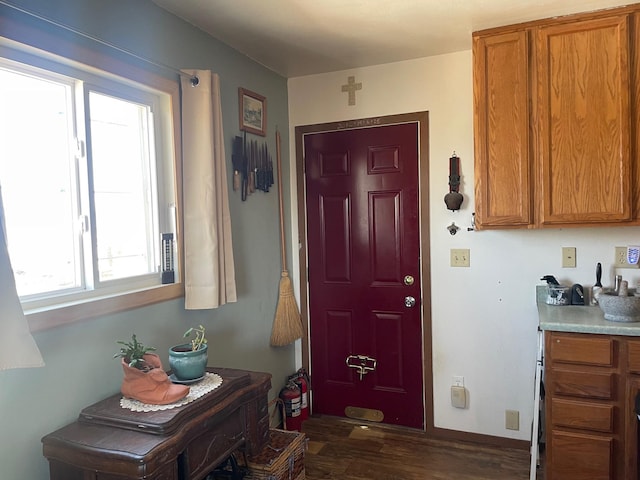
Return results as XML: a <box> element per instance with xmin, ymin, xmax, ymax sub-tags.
<box><xmin>543</xmin><ymin>331</ymin><xmax>640</xmax><ymax>480</ymax></box>
<box><xmin>625</xmin><ymin>340</ymin><xmax>640</xmax><ymax>479</ymax></box>
<box><xmin>473</xmin><ymin>30</ymin><xmax>532</xmax><ymax>227</ymax></box>
<box><xmin>473</xmin><ymin>5</ymin><xmax>640</xmax><ymax>229</ymax></box>
<box><xmin>536</xmin><ymin>15</ymin><xmax>632</xmax><ymax>225</ymax></box>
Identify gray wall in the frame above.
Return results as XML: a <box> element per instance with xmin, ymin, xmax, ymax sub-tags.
<box><xmin>0</xmin><ymin>1</ymin><xmax>294</xmax><ymax>479</ymax></box>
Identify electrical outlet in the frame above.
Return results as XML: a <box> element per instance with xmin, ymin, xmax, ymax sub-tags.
<box><xmin>505</xmin><ymin>410</ymin><xmax>519</xmax><ymax>431</ymax></box>
<box><xmin>615</xmin><ymin>246</ymin><xmax>639</xmax><ymax>268</ymax></box>
<box><xmin>450</xmin><ymin>249</ymin><xmax>470</xmax><ymax>267</ymax></box>
<box><xmin>453</xmin><ymin>376</ymin><xmax>464</xmax><ymax>387</ymax></box>
<box><xmin>562</xmin><ymin>247</ymin><xmax>576</xmax><ymax>268</ymax></box>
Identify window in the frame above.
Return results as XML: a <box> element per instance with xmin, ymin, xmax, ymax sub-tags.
<box><xmin>0</xmin><ymin>43</ymin><xmax>180</xmax><ymax>318</ymax></box>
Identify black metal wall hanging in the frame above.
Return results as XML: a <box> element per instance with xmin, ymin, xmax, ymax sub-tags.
<box><xmin>444</xmin><ymin>152</ymin><xmax>464</xmax><ymax>211</ymax></box>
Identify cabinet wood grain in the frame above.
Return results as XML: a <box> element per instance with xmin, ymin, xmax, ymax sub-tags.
<box><xmin>551</xmin><ymin>431</ymin><xmax>612</xmax><ymax>480</ymax></box>
<box><xmin>545</xmin><ymin>331</ymin><xmax>628</xmax><ymax>480</ymax></box>
<box><xmin>551</xmin><ymin>398</ymin><xmax>614</xmax><ymax>432</ymax></box>
<box><xmin>536</xmin><ymin>15</ymin><xmax>632</xmax><ymax>225</ymax></box>
<box><xmin>550</xmin><ymin>333</ymin><xmax>613</xmax><ymax>366</ymax></box>
<box><xmin>473</xmin><ymin>5</ymin><xmax>640</xmax><ymax>229</ymax></box>
<box><xmin>627</xmin><ymin>339</ymin><xmax>640</xmax><ymax>373</ymax></box>
<box><xmin>552</xmin><ymin>368</ymin><xmax>615</xmax><ymax>399</ymax></box>
<box><xmin>473</xmin><ymin>30</ymin><xmax>531</xmax><ymax>227</ymax></box>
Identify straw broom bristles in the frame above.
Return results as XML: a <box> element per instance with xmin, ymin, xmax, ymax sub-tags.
<box><xmin>270</xmin><ymin>270</ymin><xmax>303</xmax><ymax>346</ymax></box>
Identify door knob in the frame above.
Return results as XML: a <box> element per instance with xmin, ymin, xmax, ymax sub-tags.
<box><xmin>404</xmin><ymin>296</ymin><xmax>416</xmax><ymax>308</ymax></box>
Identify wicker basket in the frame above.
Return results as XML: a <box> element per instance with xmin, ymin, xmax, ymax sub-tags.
<box><xmin>240</xmin><ymin>429</ymin><xmax>306</xmax><ymax>480</ymax></box>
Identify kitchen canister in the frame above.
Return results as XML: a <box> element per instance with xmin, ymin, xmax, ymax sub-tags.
<box><xmin>546</xmin><ymin>285</ymin><xmax>571</xmax><ymax>305</ymax></box>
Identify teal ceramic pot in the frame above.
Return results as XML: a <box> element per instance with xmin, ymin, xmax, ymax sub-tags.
<box><xmin>168</xmin><ymin>343</ymin><xmax>208</xmax><ymax>380</ymax></box>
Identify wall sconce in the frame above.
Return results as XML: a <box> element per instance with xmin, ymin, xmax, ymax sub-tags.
<box><xmin>444</xmin><ymin>152</ymin><xmax>463</xmax><ymax>211</ymax></box>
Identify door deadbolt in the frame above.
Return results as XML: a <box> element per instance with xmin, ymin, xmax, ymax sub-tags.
<box><xmin>404</xmin><ymin>296</ymin><xmax>416</xmax><ymax>307</ymax></box>
<box><xmin>403</xmin><ymin>275</ymin><xmax>414</xmax><ymax>286</ymax></box>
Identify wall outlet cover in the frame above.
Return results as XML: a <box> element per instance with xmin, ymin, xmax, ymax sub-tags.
<box><xmin>505</xmin><ymin>410</ymin><xmax>519</xmax><ymax>430</ymax></box>
<box><xmin>615</xmin><ymin>246</ymin><xmax>640</xmax><ymax>268</ymax></box>
<box><xmin>562</xmin><ymin>247</ymin><xmax>576</xmax><ymax>268</ymax></box>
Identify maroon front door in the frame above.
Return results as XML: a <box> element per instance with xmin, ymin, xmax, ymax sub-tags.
<box><xmin>304</xmin><ymin>122</ymin><xmax>423</xmax><ymax>429</ymax></box>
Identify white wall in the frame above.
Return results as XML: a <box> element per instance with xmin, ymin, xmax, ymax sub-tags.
<box><xmin>287</xmin><ymin>50</ymin><xmax>640</xmax><ymax>441</ymax></box>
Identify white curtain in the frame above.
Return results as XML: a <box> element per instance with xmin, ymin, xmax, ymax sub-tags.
<box><xmin>180</xmin><ymin>70</ymin><xmax>237</xmax><ymax>309</ymax></box>
<box><xmin>0</xmin><ymin>186</ymin><xmax>45</xmax><ymax>370</ymax></box>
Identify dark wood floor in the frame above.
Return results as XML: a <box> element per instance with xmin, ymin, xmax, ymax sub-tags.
<box><xmin>301</xmin><ymin>415</ymin><xmax>543</xmax><ymax>480</ymax></box>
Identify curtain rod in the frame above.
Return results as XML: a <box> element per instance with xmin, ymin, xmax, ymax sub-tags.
<box><xmin>0</xmin><ymin>0</ymin><xmax>200</xmax><ymax>86</ymax></box>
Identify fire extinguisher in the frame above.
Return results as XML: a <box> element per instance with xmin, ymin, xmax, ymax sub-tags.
<box><xmin>291</xmin><ymin>368</ymin><xmax>310</xmax><ymax>424</ymax></box>
<box><xmin>279</xmin><ymin>380</ymin><xmax>302</xmax><ymax>431</ymax></box>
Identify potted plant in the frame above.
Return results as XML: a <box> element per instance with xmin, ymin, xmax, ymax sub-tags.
<box><xmin>114</xmin><ymin>334</ymin><xmax>158</xmax><ymax>371</ymax></box>
<box><xmin>115</xmin><ymin>334</ymin><xmax>188</xmax><ymax>405</ymax></box>
<box><xmin>169</xmin><ymin>325</ymin><xmax>209</xmax><ymax>382</ymax></box>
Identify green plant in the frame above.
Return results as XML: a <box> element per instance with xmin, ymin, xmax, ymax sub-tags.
<box><xmin>114</xmin><ymin>334</ymin><xmax>157</xmax><ymax>371</ymax></box>
<box><xmin>183</xmin><ymin>325</ymin><xmax>207</xmax><ymax>351</ymax></box>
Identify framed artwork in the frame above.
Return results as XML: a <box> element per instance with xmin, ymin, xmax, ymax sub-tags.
<box><xmin>238</xmin><ymin>88</ymin><xmax>266</xmax><ymax>136</ymax></box>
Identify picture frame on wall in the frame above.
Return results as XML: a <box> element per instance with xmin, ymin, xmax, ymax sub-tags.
<box><xmin>238</xmin><ymin>88</ymin><xmax>266</xmax><ymax>136</ymax></box>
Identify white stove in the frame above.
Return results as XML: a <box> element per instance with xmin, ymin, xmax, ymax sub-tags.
<box><xmin>530</xmin><ymin>328</ymin><xmax>544</xmax><ymax>480</ymax></box>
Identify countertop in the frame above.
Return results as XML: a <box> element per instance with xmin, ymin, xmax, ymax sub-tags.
<box><xmin>538</xmin><ymin>302</ymin><xmax>640</xmax><ymax>336</ymax></box>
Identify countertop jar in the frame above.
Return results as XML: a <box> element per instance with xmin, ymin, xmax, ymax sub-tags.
<box><xmin>546</xmin><ymin>285</ymin><xmax>571</xmax><ymax>306</ymax></box>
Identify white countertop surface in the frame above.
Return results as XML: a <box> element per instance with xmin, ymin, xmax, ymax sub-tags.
<box><xmin>538</xmin><ymin>302</ymin><xmax>640</xmax><ymax>336</ymax></box>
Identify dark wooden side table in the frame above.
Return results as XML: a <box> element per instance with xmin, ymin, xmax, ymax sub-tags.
<box><xmin>41</xmin><ymin>368</ymin><xmax>271</xmax><ymax>480</ymax></box>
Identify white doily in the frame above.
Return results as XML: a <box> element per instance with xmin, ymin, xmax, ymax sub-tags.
<box><xmin>120</xmin><ymin>372</ymin><xmax>223</xmax><ymax>412</ymax></box>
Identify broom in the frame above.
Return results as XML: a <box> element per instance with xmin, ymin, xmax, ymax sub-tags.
<box><xmin>270</xmin><ymin>129</ymin><xmax>304</xmax><ymax>346</ymax></box>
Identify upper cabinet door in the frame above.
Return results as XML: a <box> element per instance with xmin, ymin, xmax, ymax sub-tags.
<box><xmin>473</xmin><ymin>30</ymin><xmax>532</xmax><ymax>228</ymax></box>
<box><xmin>536</xmin><ymin>15</ymin><xmax>632</xmax><ymax>225</ymax></box>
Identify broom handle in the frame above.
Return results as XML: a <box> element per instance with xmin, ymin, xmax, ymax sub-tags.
<box><xmin>276</xmin><ymin>130</ymin><xmax>287</xmax><ymax>273</ymax></box>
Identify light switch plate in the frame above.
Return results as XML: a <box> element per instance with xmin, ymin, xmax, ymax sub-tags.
<box><xmin>450</xmin><ymin>249</ymin><xmax>470</xmax><ymax>267</ymax></box>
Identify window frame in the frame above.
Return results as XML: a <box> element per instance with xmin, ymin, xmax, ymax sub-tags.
<box><xmin>0</xmin><ymin>16</ymin><xmax>185</xmax><ymax>332</ymax></box>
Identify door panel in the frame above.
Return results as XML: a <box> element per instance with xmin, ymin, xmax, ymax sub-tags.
<box><xmin>305</xmin><ymin>123</ymin><xmax>423</xmax><ymax>429</ymax></box>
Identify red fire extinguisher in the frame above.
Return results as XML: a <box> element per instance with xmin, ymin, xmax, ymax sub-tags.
<box><xmin>279</xmin><ymin>380</ymin><xmax>302</xmax><ymax>431</ymax></box>
<box><xmin>291</xmin><ymin>368</ymin><xmax>310</xmax><ymax>424</ymax></box>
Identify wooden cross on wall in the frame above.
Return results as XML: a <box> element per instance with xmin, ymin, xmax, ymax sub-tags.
<box><xmin>341</xmin><ymin>76</ymin><xmax>362</xmax><ymax>106</ymax></box>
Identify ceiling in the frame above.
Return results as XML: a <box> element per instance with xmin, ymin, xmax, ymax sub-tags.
<box><xmin>151</xmin><ymin>0</ymin><xmax>634</xmax><ymax>77</ymax></box>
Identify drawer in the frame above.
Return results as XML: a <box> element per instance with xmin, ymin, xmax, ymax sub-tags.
<box><xmin>628</xmin><ymin>340</ymin><xmax>640</xmax><ymax>373</ymax></box>
<box><xmin>182</xmin><ymin>408</ymin><xmax>244</xmax><ymax>479</ymax></box>
<box><xmin>551</xmin><ymin>398</ymin><xmax>614</xmax><ymax>433</ymax></box>
<box><xmin>552</xmin><ymin>368</ymin><xmax>615</xmax><ymax>399</ymax></box>
<box><xmin>550</xmin><ymin>333</ymin><xmax>613</xmax><ymax>366</ymax></box>
<box><xmin>551</xmin><ymin>431</ymin><xmax>612</xmax><ymax>480</ymax></box>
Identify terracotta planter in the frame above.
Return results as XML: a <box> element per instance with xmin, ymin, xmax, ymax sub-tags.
<box><xmin>120</xmin><ymin>353</ymin><xmax>189</xmax><ymax>404</ymax></box>
<box><xmin>168</xmin><ymin>344</ymin><xmax>208</xmax><ymax>381</ymax></box>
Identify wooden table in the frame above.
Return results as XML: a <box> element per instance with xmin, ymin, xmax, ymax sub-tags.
<box><xmin>41</xmin><ymin>368</ymin><xmax>271</xmax><ymax>480</ymax></box>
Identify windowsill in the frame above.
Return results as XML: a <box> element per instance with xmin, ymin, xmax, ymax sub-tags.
<box><xmin>26</xmin><ymin>282</ymin><xmax>184</xmax><ymax>332</ymax></box>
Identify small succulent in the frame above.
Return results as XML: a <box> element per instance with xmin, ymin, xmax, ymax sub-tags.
<box><xmin>114</xmin><ymin>334</ymin><xmax>156</xmax><ymax>371</ymax></box>
<box><xmin>184</xmin><ymin>325</ymin><xmax>207</xmax><ymax>351</ymax></box>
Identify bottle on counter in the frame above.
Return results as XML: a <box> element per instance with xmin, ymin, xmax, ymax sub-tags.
<box><xmin>615</xmin><ymin>274</ymin><xmax>623</xmax><ymax>295</ymax></box>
